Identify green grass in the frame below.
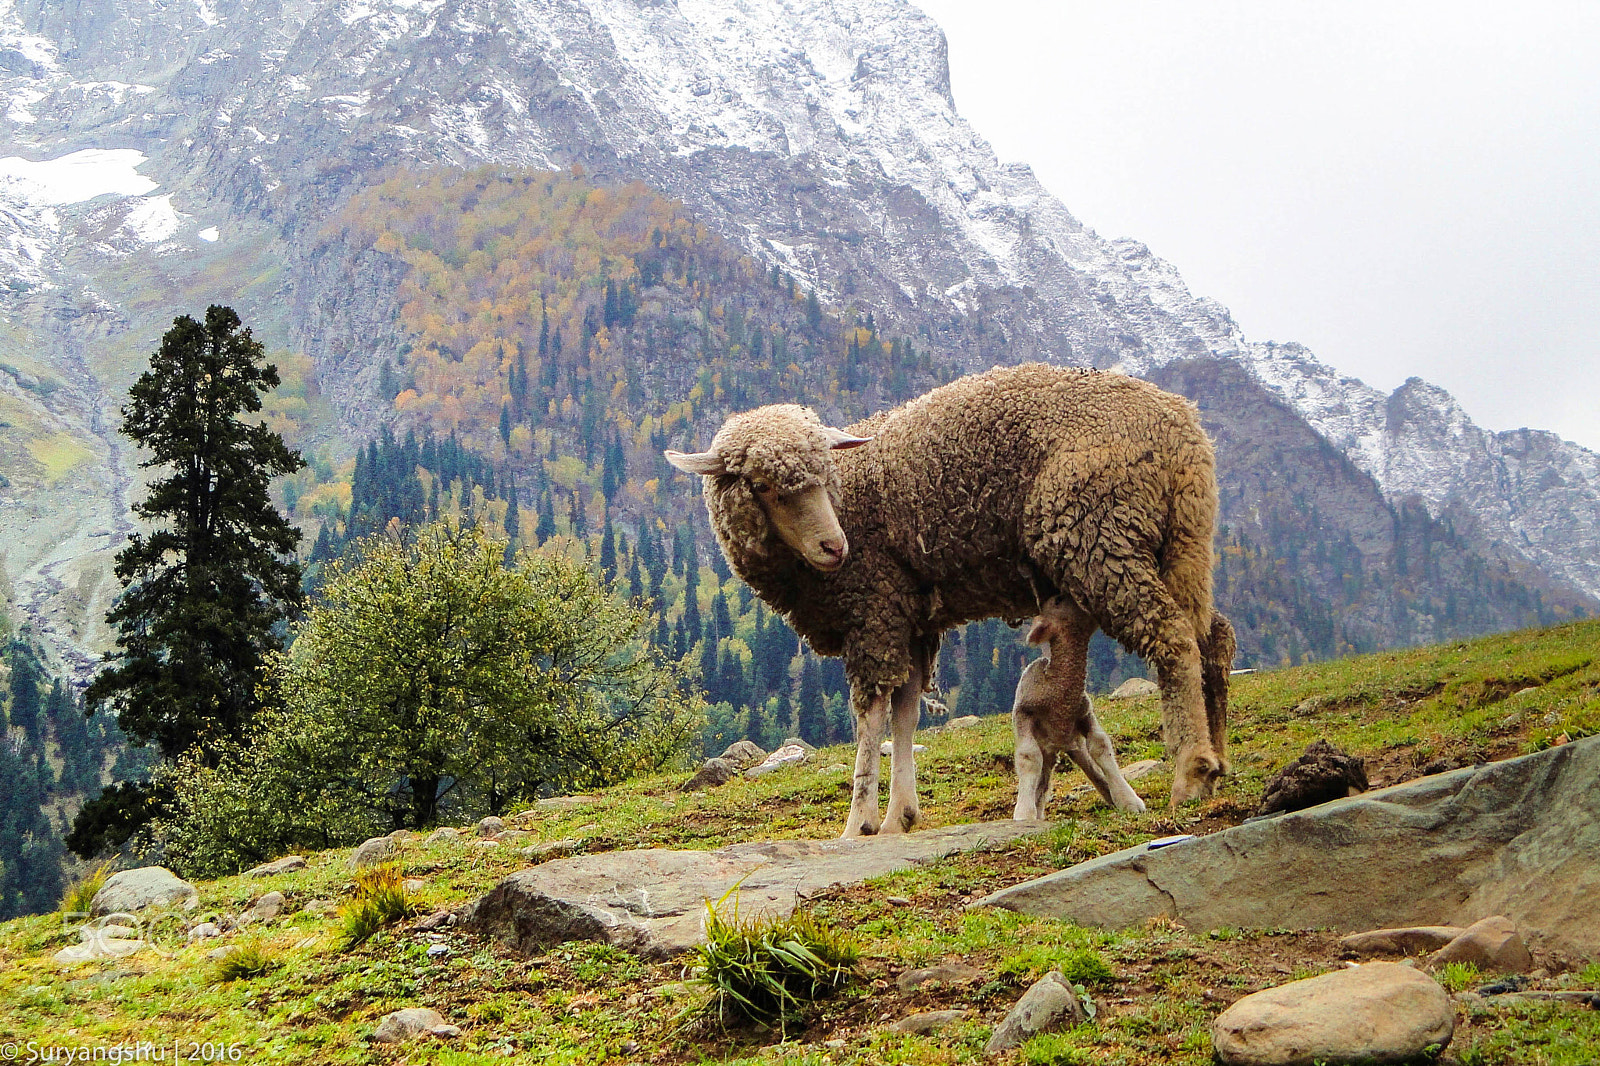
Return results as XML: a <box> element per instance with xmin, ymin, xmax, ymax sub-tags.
<box><xmin>1</xmin><ymin>619</ymin><xmax>1597</xmax><ymax>1064</ymax></box>
<box><xmin>212</xmin><ymin>938</ymin><xmax>279</xmax><ymax>982</ymax></box>
<box><xmin>694</xmin><ymin>895</ymin><xmax>861</xmax><ymax>1034</ymax></box>
<box><xmin>58</xmin><ymin>861</ymin><xmax>113</xmax><ymax>917</ymax></box>
<box><xmin>336</xmin><ymin>862</ymin><xmax>418</xmax><ymax>948</ymax></box>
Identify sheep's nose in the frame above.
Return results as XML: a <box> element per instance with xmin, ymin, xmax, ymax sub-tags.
<box><xmin>819</xmin><ymin>537</ymin><xmax>848</xmax><ymax>564</ymax></box>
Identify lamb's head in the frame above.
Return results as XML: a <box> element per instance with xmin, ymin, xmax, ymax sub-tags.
<box><xmin>665</xmin><ymin>404</ymin><xmax>870</xmax><ymax>571</ymax></box>
<box><xmin>1025</xmin><ymin>596</ymin><xmax>1078</xmax><ymax>647</ymax></box>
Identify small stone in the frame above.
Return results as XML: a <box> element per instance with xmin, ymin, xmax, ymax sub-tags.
<box><xmin>425</xmin><ymin>827</ymin><xmax>461</xmax><ymax>844</ymax></box>
<box><xmin>680</xmin><ymin>757</ymin><xmax>738</xmax><ymax>791</ymax></box>
<box><xmin>186</xmin><ymin>922</ymin><xmax>222</xmax><ymax>940</ymax></box>
<box><xmin>54</xmin><ymin>938</ymin><xmax>145</xmax><ymax>963</ymax></box>
<box><xmin>1340</xmin><ymin>926</ymin><xmax>1466</xmax><ymax>956</ymax></box>
<box><xmin>471</xmin><ymin>839</ymin><xmax>501</xmax><ymax>849</ymax></box>
<box><xmin>493</xmin><ymin>829</ymin><xmax>532</xmax><ymax>843</ymax></box>
<box><xmin>402</xmin><ymin>878</ymin><xmax>425</xmax><ymax>893</ymax></box>
<box><xmin>428</xmin><ymin>1024</ymin><xmax>462</xmax><ymax>1039</ymax></box>
<box><xmin>892</xmin><ymin>1009</ymin><xmax>967</xmax><ymax>1034</ymax></box>
<box><xmin>245</xmin><ymin>855</ymin><xmax>306</xmax><ymax>878</ymax></box>
<box><xmin>90</xmin><ymin>867</ymin><xmax>199</xmax><ymax>915</ymax></box>
<box><xmin>1107</xmin><ymin>677</ymin><xmax>1158</xmax><ymax>699</ymax></box>
<box><xmin>208</xmin><ymin>945</ymin><xmax>240</xmax><ymax>962</ymax></box>
<box><xmin>886</xmin><ymin>896</ymin><xmax>912</xmax><ymax>906</ymax></box>
<box><xmin>1212</xmin><ymin>961</ymin><xmax>1453</xmax><ymax>1066</ymax></box>
<box><xmin>880</xmin><ymin>741</ymin><xmax>928</xmax><ymax>756</ymax></box>
<box><xmin>744</xmin><ymin>744</ymin><xmax>811</xmax><ymax>778</ymax></box>
<box><xmin>239</xmin><ymin>891</ymin><xmax>286</xmax><ymax>924</ymax></box>
<box><xmin>303</xmin><ymin>899</ymin><xmax>337</xmax><ymax>917</ymax></box>
<box><xmin>719</xmin><ymin>739</ymin><xmax>767</xmax><ymax>767</ymax></box>
<box><xmin>984</xmin><ymin>971</ymin><xmax>1088</xmax><ymax>1053</ymax></box>
<box><xmin>414</xmin><ymin>909</ymin><xmax>455</xmax><ymax>931</ymax></box>
<box><xmin>476</xmin><ymin>816</ymin><xmax>506</xmax><ymax>837</ymax></box>
<box><xmin>386</xmin><ymin>829</ymin><xmax>415</xmax><ymax>842</ymax></box>
<box><xmin>781</xmin><ymin>736</ymin><xmax>817</xmax><ymax>753</ymax></box>
<box><xmin>348</xmin><ymin>837</ymin><xmax>397</xmax><ymax>871</ymax></box>
<box><xmin>823</xmin><ymin>1039</ymin><xmax>846</xmax><ymax>1049</ymax></box>
<box><xmin>944</xmin><ymin>715</ymin><xmax>983</xmax><ymax>730</ymax></box>
<box><xmin>897</xmin><ymin>960</ymin><xmax>984</xmax><ymax>991</ymax></box>
<box><xmin>520</xmin><ymin>839</ymin><xmax>581</xmax><ymax>863</ymax></box>
<box><xmin>373</xmin><ymin>1007</ymin><xmax>447</xmax><ymax>1043</ymax></box>
<box><xmin>426</xmin><ymin>943</ymin><xmax>449</xmax><ymax>957</ymax></box>
<box><xmin>1428</xmin><ymin>915</ymin><xmax>1533</xmax><ymax>974</ymax></box>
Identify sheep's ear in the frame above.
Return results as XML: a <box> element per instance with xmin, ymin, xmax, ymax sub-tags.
<box><xmin>819</xmin><ymin>426</ymin><xmax>872</xmax><ymax>450</ymax></box>
<box><xmin>664</xmin><ymin>449</ymin><xmax>726</xmax><ymax>476</ymax></box>
<box><xmin>1025</xmin><ymin>618</ymin><xmax>1053</xmax><ymax>645</ymax></box>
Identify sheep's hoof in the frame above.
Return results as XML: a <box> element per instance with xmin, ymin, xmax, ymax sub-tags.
<box><xmin>881</xmin><ymin>807</ymin><xmax>921</xmax><ymax>834</ymax></box>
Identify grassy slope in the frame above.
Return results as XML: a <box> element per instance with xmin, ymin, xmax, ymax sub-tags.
<box><xmin>2</xmin><ymin>620</ymin><xmax>1597</xmax><ymax>1065</ymax></box>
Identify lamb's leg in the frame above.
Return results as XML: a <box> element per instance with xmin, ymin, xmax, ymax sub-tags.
<box><xmin>881</xmin><ymin>663</ymin><xmax>925</xmax><ymax>834</ymax></box>
<box><xmin>1200</xmin><ymin>610</ymin><xmax>1236</xmax><ymax>776</ymax></box>
<box><xmin>1013</xmin><ymin>709</ymin><xmax>1050</xmax><ymax>820</ymax></box>
<box><xmin>1097</xmin><ymin>562</ymin><xmax>1220</xmax><ymax>806</ymax></box>
<box><xmin>842</xmin><ymin>689</ymin><xmax>889</xmax><ymax>837</ymax></box>
<box><xmin>1067</xmin><ymin>702</ymin><xmax>1147</xmax><ymax>812</ymax></box>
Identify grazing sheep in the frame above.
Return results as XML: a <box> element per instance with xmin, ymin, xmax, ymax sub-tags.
<box><xmin>666</xmin><ymin>363</ymin><xmax>1235</xmax><ymax>837</ymax></box>
<box><xmin>1012</xmin><ymin>597</ymin><xmax>1146</xmax><ymax>818</ymax></box>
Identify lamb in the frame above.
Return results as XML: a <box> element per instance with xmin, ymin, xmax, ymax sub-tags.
<box><xmin>1012</xmin><ymin>596</ymin><xmax>1146</xmax><ymax>818</ymax></box>
<box><xmin>665</xmin><ymin>362</ymin><xmax>1236</xmax><ymax>837</ymax></box>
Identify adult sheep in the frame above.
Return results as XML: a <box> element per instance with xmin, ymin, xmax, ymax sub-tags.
<box><xmin>665</xmin><ymin>363</ymin><xmax>1235</xmax><ymax>837</ymax></box>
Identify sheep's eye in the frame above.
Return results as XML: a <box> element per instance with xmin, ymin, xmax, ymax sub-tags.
<box><xmin>750</xmin><ymin>479</ymin><xmax>773</xmax><ymax>495</ymax></box>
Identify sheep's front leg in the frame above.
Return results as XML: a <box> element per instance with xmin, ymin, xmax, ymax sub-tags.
<box><xmin>1012</xmin><ymin>710</ymin><xmax>1050</xmax><ymax>820</ymax></box>
<box><xmin>842</xmin><ymin>689</ymin><xmax>890</xmax><ymax>837</ymax></box>
<box><xmin>881</xmin><ymin>665</ymin><xmax>925</xmax><ymax>834</ymax></box>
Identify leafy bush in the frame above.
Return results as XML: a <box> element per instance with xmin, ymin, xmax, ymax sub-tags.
<box><xmin>213</xmin><ymin>939</ymin><xmax>279</xmax><ymax>982</ymax></box>
<box><xmin>338</xmin><ymin>863</ymin><xmax>417</xmax><ymax>949</ymax></box>
<box><xmin>693</xmin><ymin>898</ymin><xmax>859</xmax><ymax>1032</ymax></box>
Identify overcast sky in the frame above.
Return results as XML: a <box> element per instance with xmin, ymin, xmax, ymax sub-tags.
<box><xmin>912</xmin><ymin>1</ymin><xmax>1600</xmax><ymax>453</ymax></box>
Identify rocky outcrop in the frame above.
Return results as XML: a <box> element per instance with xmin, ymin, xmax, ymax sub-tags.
<box><xmin>974</xmin><ymin>736</ymin><xmax>1600</xmax><ymax>961</ymax></box>
<box><xmin>468</xmin><ymin>820</ymin><xmax>1046</xmax><ymax>958</ymax></box>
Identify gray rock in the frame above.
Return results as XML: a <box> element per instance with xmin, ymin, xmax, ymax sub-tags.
<box><xmin>680</xmin><ymin>757</ymin><xmax>738</xmax><ymax>791</ymax></box>
<box><xmin>973</xmin><ymin>736</ymin><xmax>1600</xmax><ymax>960</ymax></box>
<box><xmin>944</xmin><ymin>715</ymin><xmax>983</xmax><ymax>730</ymax></box>
<box><xmin>239</xmin><ymin>891</ymin><xmax>286</xmax><ymax>924</ymax></box>
<box><xmin>476</xmin><ymin>816</ymin><xmax>506</xmax><ymax>837</ymax></box>
<box><xmin>1428</xmin><ymin>915</ymin><xmax>1534</xmax><ymax>974</ymax></box>
<box><xmin>535</xmin><ymin>795</ymin><xmax>592</xmax><ymax>810</ymax></box>
<box><xmin>90</xmin><ymin>867</ymin><xmax>199</xmax><ymax>916</ymax></box>
<box><xmin>348</xmin><ymin>837</ymin><xmax>397</xmax><ymax>870</ymax></box>
<box><xmin>897</xmin><ymin>959</ymin><xmax>985</xmax><ymax>991</ymax></box>
<box><xmin>373</xmin><ymin>1007</ymin><xmax>447</xmax><ymax>1043</ymax></box>
<box><xmin>492</xmin><ymin>829</ymin><xmax>532</xmax><ymax>843</ymax></box>
<box><xmin>402</xmin><ymin>878</ymin><xmax>426</xmax><ymax>893</ymax></box>
<box><xmin>245</xmin><ymin>855</ymin><xmax>306</xmax><ymax>878</ymax></box>
<box><xmin>892</xmin><ymin>1009</ymin><xmax>967</xmax><ymax>1034</ymax></box>
<box><xmin>429</xmin><ymin>1024</ymin><xmax>462</xmax><ymax>1038</ymax></box>
<box><xmin>386</xmin><ymin>829</ymin><xmax>415</xmax><ymax>842</ymax></box>
<box><xmin>303</xmin><ymin>899</ymin><xmax>337</xmax><ymax>917</ymax></box>
<box><xmin>186</xmin><ymin>922</ymin><xmax>223</xmax><ymax>940</ymax></box>
<box><xmin>780</xmin><ymin>736</ymin><xmax>817</xmax><ymax>753</ymax></box>
<box><xmin>471</xmin><ymin>839</ymin><xmax>501</xmax><ymax>849</ymax></box>
<box><xmin>719</xmin><ymin>739</ymin><xmax>767</xmax><ymax>767</ymax></box>
<box><xmin>1340</xmin><ymin>926</ymin><xmax>1466</xmax><ymax>956</ymax></box>
<box><xmin>520</xmin><ymin>839</ymin><xmax>582</xmax><ymax>863</ymax></box>
<box><xmin>880</xmin><ymin>740</ymin><xmax>928</xmax><ymax>756</ymax></box>
<box><xmin>425</xmin><ymin>827</ymin><xmax>461</xmax><ymax>844</ymax></box>
<box><xmin>1212</xmin><ymin>961</ymin><xmax>1453</xmax><ymax>1066</ymax></box>
<box><xmin>1107</xmin><ymin>677</ymin><xmax>1158</xmax><ymax>699</ymax></box>
<box><xmin>744</xmin><ymin>743</ymin><xmax>811</xmax><ymax>778</ymax></box>
<box><xmin>984</xmin><ymin>971</ymin><xmax>1088</xmax><ymax>1054</ymax></box>
<box><xmin>208</xmin><ymin>945</ymin><xmax>239</xmax><ymax>962</ymax></box>
<box><xmin>54</xmin><ymin>937</ymin><xmax>145</xmax><ymax>963</ymax></box>
<box><xmin>469</xmin><ymin>820</ymin><xmax>1047</xmax><ymax>959</ymax></box>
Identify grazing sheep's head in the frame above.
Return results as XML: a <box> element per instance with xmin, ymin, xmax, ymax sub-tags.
<box><xmin>665</xmin><ymin>404</ymin><xmax>871</xmax><ymax>572</ymax></box>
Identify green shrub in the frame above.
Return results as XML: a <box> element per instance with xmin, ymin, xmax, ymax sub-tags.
<box><xmin>693</xmin><ymin>897</ymin><xmax>859</xmax><ymax>1032</ymax></box>
<box><xmin>213</xmin><ymin>939</ymin><xmax>278</xmax><ymax>982</ymax></box>
<box><xmin>1438</xmin><ymin>961</ymin><xmax>1485</xmax><ymax>993</ymax></box>
<box><xmin>58</xmin><ymin>862</ymin><xmax>113</xmax><ymax>916</ymax></box>
<box><xmin>337</xmin><ymin>863</ymin><xmax>417</xmax><ymax>949</ymax></box>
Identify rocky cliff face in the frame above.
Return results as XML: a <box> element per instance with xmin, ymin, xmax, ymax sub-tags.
<box><xmin>1</xmin><ymin>0</ymin><xmax>1594</xmax><ymax>676</ymax></box>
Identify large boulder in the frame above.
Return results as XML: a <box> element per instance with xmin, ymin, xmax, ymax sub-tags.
<box><xmin>348</xmin><ymin>836</ymin><xmax>397</xmax><ymax>870</ymax></box>
<box><xmin>973</xmin><ymin>735</ymin><xmax>1600</xmax><ymax>960</ymax></box>
<box><xmin>1212</xmin><ymin>962</ymin><xmax>1453</xmax><ymax>1065</ymax></box>
<box><xmin>468</xmin><ymin>820</ymin><xmax>1047</xmax><ymax>958</ymax></box>
<box><xmin>719</xmin><ymin>739</ymin><xmax>767</xmax><ymax>767</ymax></box>
<box><xmin>90</xmin><ymin>867</ymin><xmax>198</xmax><ymax>916</ymax></box>
<box><xmin>680</xmin><ymin>757</ymin><xmax>738</xmax><ymax>791</ymax></box>
<box><xmin>743</xmin><ymin>743</ymin><xmax>810</xmax><ymax>778</ymax></box>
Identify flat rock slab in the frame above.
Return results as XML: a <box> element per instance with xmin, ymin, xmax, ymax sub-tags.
<box><xmin>1340</xmin><ymin>926</ymin><xmax>1465</xmax><ymax>956</ymax></box>
<box><xmin>1212</xmin><ymin>961</ymin><xmax>1453</xmax><ymax>1066</ymax></box>
<box><xmin>973</xmin><ymin>736</ymin><xmax>1600</xmax><ymax>960</ymax></box>
<box><xmin>469</xmin><ymin>820</ymin><xmax>1047</xmax><ymax>958</ymax></box>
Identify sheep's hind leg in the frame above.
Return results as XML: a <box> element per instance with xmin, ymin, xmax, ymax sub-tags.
<box><xmin>1012</xmin><ymin>711</ymin><xmax>1051</xmax><ymax>820</ymax></box>
<box><xmin>1200</xmin><ymin>610</ymin><xmax>1236</xmax><ymax>776</ymax></box>
<box><xmin>881</xmin><ymin>664</ymin><xmax>925</xmax><ymax>834</ymax></box>
<box><xmin>1067</xmin><ymin>701</ymin><xmax>1147</xmax><ymax>812</ymax></box>
<box><xmin>842</xmin><ymin>689</ymin><xmax>890</xmax><ymax>837</ymax></box>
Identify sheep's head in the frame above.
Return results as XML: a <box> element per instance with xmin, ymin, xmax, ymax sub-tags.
<box><xmin>1025</xmin><ymin>596</ymin><xmax>1079</xmax><ymax>646</ymax></box>
<box><xmin>665</xmin><ymin>404</ymin><xmax>870</xmax><ymax>572</ymax></box>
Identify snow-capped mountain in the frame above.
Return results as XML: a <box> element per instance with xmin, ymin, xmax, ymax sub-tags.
<box><xmin>1</xmin><ymin>0</ymin><xmax>1595</xmax><ymax>675</ymax></box>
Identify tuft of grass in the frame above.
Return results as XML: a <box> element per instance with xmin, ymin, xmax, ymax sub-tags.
<box><xmin>1439</xmin><ymin>961</ymin><xmax>1485</xmax><ymax>993</ymax></box>
<box><xmin>212</xmin><ymin>939</ymin><xmax>278</xmax><ymax>982</ymax></box>
<box><xmin>336</xmin><ymin>863</ymin><xmax>417</xmax><ymax>949</ymax></box>
<box><xmin>693</xmin><ymin>894</ymin><xmax>859</xmax><ymax>1033</ymax></box>
<box><xmin>1578</xmin><ymin>961</ymin><xmax>1600</xmax><ymax>987</ymax></box>
<box><xmin>58</xmin><ymin>862</ymin><xmax>114</xmax><ymax>916</ymax></box>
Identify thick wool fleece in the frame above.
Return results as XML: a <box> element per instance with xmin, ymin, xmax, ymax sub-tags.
<box><xmin>690</xmin><ymin>363</ymin><xmax>1234</xmax><ymax>790</ymax></box>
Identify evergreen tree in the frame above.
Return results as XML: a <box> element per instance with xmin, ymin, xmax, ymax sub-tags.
<box><xmin>78</xmin><ymin>306</ymin><xmax>303</xmax><ymax>853</ymax></box>
<box><xmin>796</xmin><ymin>655</ymin><xmax>826</xmax><ymax>745</ymax></box>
